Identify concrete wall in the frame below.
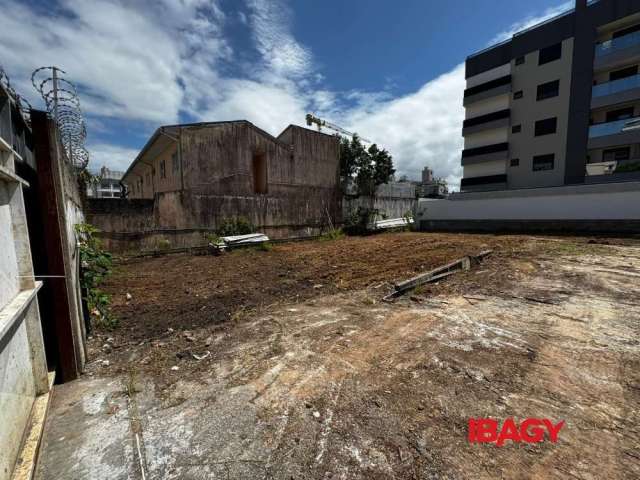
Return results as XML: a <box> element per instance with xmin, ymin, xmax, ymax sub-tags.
<box><xmin>0</xmin><ymin>131</ymin><xmax>48</xmax><ymax>479</ymax></box>
<box><xmin>343</xmin><ymin>181</ymin><xmax>417</xmax><ymax>221</ymax></box>
<box><xmin>416</xmin><ymin>181</ymin><xmax>640</xmax><ymax>233</ymax></box>
<box><xmin>98</xmin><ymin>122</ymin><xmax>341</xmax><ymax>252</ymax></box>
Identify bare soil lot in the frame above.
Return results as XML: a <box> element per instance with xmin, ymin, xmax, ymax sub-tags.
<box><xmin>37</xmin><ymin>233</ymin><xmax>640</xmax><ymax>479</ymax></box>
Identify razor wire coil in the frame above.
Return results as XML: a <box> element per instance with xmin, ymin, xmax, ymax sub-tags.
<box><xmin>32</xmin><ymin>66</ymin><xmax>89</xmax><ymax>169</ymax></box>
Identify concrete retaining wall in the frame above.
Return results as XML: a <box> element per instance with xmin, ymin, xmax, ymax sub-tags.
<box><xmin>416</xmin><ymin>181</ymin><xmax>640</xmax><ymax>233</ymax></box>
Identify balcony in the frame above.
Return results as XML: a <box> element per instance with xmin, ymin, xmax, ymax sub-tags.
<box><xmin>595</xmin><ymin>31</ymin><xmax>640</xmax><ymax>71</ymax></box>
<box><xmin>461</xmin><ymin>142</ymin><xmax>509</xmax><ymax>165</ymax></box>
<box><xmin>460</xmin><ymin>174</ymin><xmax>507</xmax><ymax>192</ymax></box>
<box><xmin>462</xmin><ymin>109</ymin><xmax>510</xmax><ymax>136</ymax></box>
<box><xmin>463</xmin><ymin>75</ymin><xmax>511</xmax><ymax>106</ymax></box>
<box><xmin>596</xmin><ymin>30</ymin><xmax>640</xmax><ymax>57</ymax></box>
<box><xmin>591</xmin><ymin>74</ymin><xmax>640</xmax><ymax>108</ymax></box>
<box><xmin>588</xmin><ymin>117</ymin><xmax>640</xmax><ymax>149</ymax></box>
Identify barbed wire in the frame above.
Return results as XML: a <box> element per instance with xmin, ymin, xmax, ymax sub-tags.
<box><xmin>0</xmin><ymin>65</ymin><xmax>32</xmax><ymax>126</ymax></box>
<box><xmin>32</xmin><ymin>66</ymin><xmax>89</xmax><ymax>169</ymax></box>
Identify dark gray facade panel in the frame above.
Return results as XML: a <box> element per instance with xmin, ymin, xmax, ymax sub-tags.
<box><xmin>565</xmin><ymin>1</ymin><xmax>594</xmax><ymax>185</ymax></box>
<box><xmin>462</xmin><ymin>117</ymin><xmax>510</xmax><ymax>136</ymax></box>
<box><xmin>459</xmin><ymin>183</ymin><xmax>508</xmax><ymax>193</ymax></box>
<box><xmin>466</xmin><ymin>0</ymin><xmax>640</xmax><ymax>80</ymax></box>
<box><xmin>462</xmin><ymin>83</ymin><xmax>511</xmax><ymax>106</ymax></box>
<box><xmin>589</xmin><ymin>0</ymin><xmax>640</xmax><ymax>28</ymax></box>
<box><xmin>585</xmin><ymin>171</ymin><xmax>640</xmax><ymax>183</ymax></box>
<box><xmin>510</xmin><ymin>14</ymin><xmax>575</xmax><ymax>57</ymax></box>
<box><xmin>590</xmin><ymin>86</ymin><xmax>640</xmax><ymax>109</ymax></box>
<box><xmin>419</xmin><ymin>219</ymin><xmax>640</xmax><ymax>234</ymax></box>
<box><xmin>587</xmin><ymin>129</ymin><xmax>640</xmax><ymax>149</ymax></box>
<box><xmin>460</xmin><ymin>150</ymin><xmax>509</xmax><ymax>166</ymax></box>
<box><xmin>466</xmin><ymin>43</ymin><xmax>512</xmax><ymax>79</ymax></box>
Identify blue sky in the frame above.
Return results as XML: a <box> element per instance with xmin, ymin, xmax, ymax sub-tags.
<box><xmin>0</xmin><ymin>0</ymin><xmax>571</xmax><ymax>187</ymax></box>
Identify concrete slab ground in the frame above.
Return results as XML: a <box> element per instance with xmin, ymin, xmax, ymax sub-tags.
<box><xmin>34</xmin><ymin>239</ymin><xmax>640</xmax><ymax>479</ymax></box>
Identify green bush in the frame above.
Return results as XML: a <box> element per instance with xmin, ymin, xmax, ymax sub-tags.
<box><xmin>320</xmin><ymin>228</ymin><xmax>344</xmax><ymax>241</ymax></box>
<box><xmin>75</xmin><ymin>223</ymin><xmax>117</xmax><ymax>329</ymax></box>
<box><xmin>216</xmin><ymin>216</ymin><xmax>255</xmax><ymax>236</ymax></box>
<box><xmin>157</xmin><ymin>238</ymin><xmax>171</xmax><ymax>250</ymax></box>
<box><xmin>343</xmin><ymin>207</ymin><xmax>377</xmax><ymax>236</ymax></box>
<box><xmin>257</xmin><ymin>241</ymin><xmax>273</xmax><ymax>252</ymax></box>
<box><xmin>615</xmin><ymin>161</ymin><xmax>640</xmax><ymax>173</ymax></box>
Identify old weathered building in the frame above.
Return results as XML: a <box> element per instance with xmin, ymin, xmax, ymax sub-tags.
<box><xmin>89</xmin><ymin>121</ymin><xmax>341</xmax><ymax>251</ymax></box>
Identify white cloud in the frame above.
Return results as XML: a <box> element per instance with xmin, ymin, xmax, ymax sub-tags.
<box><xmin>87</xmin><ymin>143</ymin><xmax>139</xmax><ymax>172</ymax></box>
<box><xmin>0</xmin><ymin>0</ymin><xmax>184</xmax><ymax>123</ymax></box>
<box><xmin>0</xmin><ymin>0</ymin><xmax>570</xmax><ymax>191</ymax></box>
<box><xmin>342</xmin><ymin>65</ymin><xmax>466</xmax><ymax>189</ymax></box>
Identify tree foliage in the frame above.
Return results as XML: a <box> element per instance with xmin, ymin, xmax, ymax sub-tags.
<box><xmin>339</xmin><ymin>135</ymin><xmax>395</xmax><ymax>197</ymax></box>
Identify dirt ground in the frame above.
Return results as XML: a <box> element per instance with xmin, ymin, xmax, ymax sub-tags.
<box><xmin>37</xmin><ymin>232</ymin><xmax>640</xmax><ymax>479</ymax></box>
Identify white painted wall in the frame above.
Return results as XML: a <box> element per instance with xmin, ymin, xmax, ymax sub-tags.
<box><xmin>416</xmin><ymin>183</ymin><xmax>640</xmax><ymax>220</ymax></box>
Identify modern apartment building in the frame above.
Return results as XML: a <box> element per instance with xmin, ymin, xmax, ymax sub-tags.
<box><xmin>86</xmin><ymin>166</ymin><xmax>123</xmax><ymax>198</ymax></box>
<box><xmin>461</xmin><ymin>0</ymin><xmax>640</xmax><ymax>191</ymax></box>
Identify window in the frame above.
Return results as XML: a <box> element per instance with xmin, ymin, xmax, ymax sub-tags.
<box><xmin>606</xmin><ymin>106</ymin><xmax>634</xmax><ymax>122</ymax></box>
<box><xmin>603</xmin><ymin>147</ymin><xmax>631</xmax><ymax>162</ymax></box>
<box><xmin>534</xmin><ymin>117</ymin><xmax>557</xmax><ymax>136</ymax></box>
<box><xmin>539</xmin><ymin>42</ymin><xmax>562</xmax><ymax>65</ymax></box>
<box><xmin>510</xmin><ymin>158</ymin><xmax>520</xmax><ymax>167</ymax></box>
<box><xmin>160</xmin><ymin>159</ymin><xmax>166</xmax><ymax>179</ymax></box>
<box><xmin>533</xmin><ymin>154</ymin><xmax>555</xmax><ymax>171</ymax></box>
<box><xmin>252</xmin><ymin>153</ymin><xmax>268</xmax><ymax>194</ymax></box>
<box><xmin>172</xmin><ymin>152</ymin><xmax>179</xmax><ymax>173</ymax></box>
<box><xmin>537</xmin><ymin>80</ymin><xmax>560</xmax><ymax>101</ymax></box>
<box><xmin>609</xmin><ymin>65</ymin><xmax>638</xmax><ymax>82</ymax></box>
<box><xmin>612</xmin><ymin>24</ymin><xmax>640</xmax><ymax>39</ymax></box>
<box><xmin>512</xmin><ymin>124</ymin><xmax>522</xmax><ymax>134</ymax></box>
<box><xmin>515</xmin><ymin>56</ymin><xmax>525</xmax><ymax>66</ymax></box>
<box><xmin>514</xmin><ymin>90</ymin><xmax>523</xmax><ymax>99</ymax></box>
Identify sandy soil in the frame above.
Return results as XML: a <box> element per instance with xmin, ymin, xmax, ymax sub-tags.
<box><xmin>40</xmin><ymin>232</ymin><xmax>639</xmax><ymax>479</ymax></box>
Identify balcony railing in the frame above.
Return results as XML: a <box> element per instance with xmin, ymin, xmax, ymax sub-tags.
<box><xmin>589</xmin><ymin>117</ymin><xmax>640</xmax><ymax>138</ymax></box>
<box><xmin>596</xmin><ymin>30</ymin><xmax>640</xmax><ymax>57</ymax></box>
<box><xmin>592</xmin><ymin>73</ymin><xmax>640</xmax><ymax>98</ymax></box>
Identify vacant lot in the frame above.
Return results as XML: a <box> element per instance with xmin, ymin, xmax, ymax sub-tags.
<box><xmin>36</xmin><ymin>233</ymin><xmax>640</xmax><ymax>479</ymax></box>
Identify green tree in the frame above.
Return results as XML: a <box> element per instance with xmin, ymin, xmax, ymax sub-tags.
<box><xmin>339</xmin><ymin>135</ymin><xmax>395</xmax><ymax>197</ymax></box>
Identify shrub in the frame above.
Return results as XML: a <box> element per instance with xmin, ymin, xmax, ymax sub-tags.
<box><xmin>343</xmin><ymin>207</ymin><xmax>377</xmax><ymax>236</ymax></box>
<box><xmin>320</xmin><ymin>228</ymin><xmax>344</xmax><ymax>241</ymax></box>
<box><xmin>157</xmin><ymin>238</ymin><xmax>171</xmax><ymax>250</ymax></box>
<box><xmin>75</xmin><ymin>223</ymin><xmax>117</xmax><ymax>329</ymax></box>
<box><xmin>216</xmin><ymin>216</ymin><xmax>255</xmax><ymax>236</ymax></box>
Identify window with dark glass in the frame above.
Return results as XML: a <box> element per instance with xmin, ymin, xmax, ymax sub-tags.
<box><xmin>612</xmin><ymin>24</ymin><xmax>640</xmax><ymax>39</ymax></box>
<box><xmin>510</xmin><ymin>158</ymin><xmax>520</xmax><ymax>167</ymax></box>
<box><xmin>514</xmin><ymin>90</ymin><xmax>523</xmax><ymax>99</ymax></box>
<box><xmin>534</xmin><ymin>117</ymin><xmax>557</xmax><ymax>136</ymax></box>
<box><xmin>160</xmin><ymin>159</ymin><xmax>166</xmax><ymax>179</ymax></box>
<box><xmin>536</xmin><ymin>80</ymin><xmax>559</xmax><ymax>101</ymax></box>
<box><xmin>609</xmin><ymin>65</ymin><xmax>638</xmax><ymax>82</ymax></box>
<box><xmin>603</xmin><ymin>147</ymin><xmax>631</xmax><ymax>162</ymax></box>
<box><xmin>539</xmin><ymin>42</ymin><xmax>562</xmax><ymax>65</ymax></box>
<box><xmin>606</xmin><ymin>106</ymin><xmax>634</xmax><ymax>122</ymax></box>
<box><xmin>532</xmin><ymin>154</ymin><xmax>554</xmax><ymax>171</ymax></box>
<box><xmin>512</xmin><ymin>124</ymin><xmax>522</xmax><ymax>133</ymax></box>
